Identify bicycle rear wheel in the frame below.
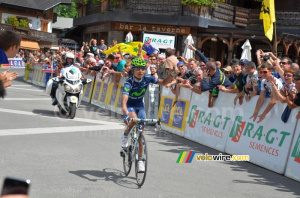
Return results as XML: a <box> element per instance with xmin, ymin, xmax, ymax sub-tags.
<box><xmin>135</xmin><ymin>134</ymin><xmax>147</xmax><ymax>187</ymax></box>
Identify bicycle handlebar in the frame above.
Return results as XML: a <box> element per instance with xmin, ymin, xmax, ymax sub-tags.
<box><xmin>130</xmin><ymin>118</ymin><xmax>159</xmax><ymax>123</ymax></box>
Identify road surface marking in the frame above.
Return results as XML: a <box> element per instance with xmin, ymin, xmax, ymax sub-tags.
<box><xmin>0</xmin><ymin>108</ymin><xmax>124</xmax><ymax>126</ymax></box>
<box><xmin>0</xmin><ymin>125</ymin><xmax>123</xmax><ymax>136</ymax></box>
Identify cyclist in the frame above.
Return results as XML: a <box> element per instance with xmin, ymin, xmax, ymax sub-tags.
<box><xmin>121</xmin><ymin>57</ymin><xmax>175</xmax><ymax>172</ymax></box>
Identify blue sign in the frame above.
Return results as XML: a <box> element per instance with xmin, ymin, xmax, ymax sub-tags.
<box><xmin>172</xmin><ymin>101</ymin><xmax>186</xmax><ymax>129</ymax></box>
<box><xmin>110</xmin><ymin>86</ymin><xmax>118</xmax><ymax>105</ymax></box>
<box><xmin>161</xmin><ymin>97</ymin><xmax>172</xmax><ymax>125</ymax></box>
<box><xmin>9</xmin><ymin>59</ymin><xmax>25</xmax><ymax>67</ymax></box>
<box><xmin>100</xmin><ymin>83</ymin><xmax>108</xmax><ymax>102</ymax></box>
<box><xmin>94</xmin><ymin>82</ymin><xmax>101</xmax><ymax>100</ymax></box>
<box><xmin>85</xmin><ymin>83</ymin><xmax>92</xmax><ymax>97</ymax></box>
<box><xmin>117</xmin><ymin>86</ymin><xmax>123</xmax><ymax>107</ymax></box>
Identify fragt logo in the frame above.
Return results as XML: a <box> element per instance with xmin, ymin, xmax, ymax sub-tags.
<box><xmin>291</xmin><ymin>134</ymin><xmax>300</xmax><ymax>163</ymax></box>
<box><xmin>229</xmin><ymin>116</ymin><xmax>291</xmax><ymax>147</ymax></box>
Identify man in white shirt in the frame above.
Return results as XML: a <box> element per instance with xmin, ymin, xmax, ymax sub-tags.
<box><xmin>250</xmin><ymin>63</ymin><xmax>283</xmax><ymax>123</ymax></box>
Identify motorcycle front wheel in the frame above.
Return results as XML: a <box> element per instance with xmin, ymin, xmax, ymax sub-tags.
<box><xmin>69</xmin><ymin>103</ymin><xmax>76</xmax><ymax>119</ymax></box>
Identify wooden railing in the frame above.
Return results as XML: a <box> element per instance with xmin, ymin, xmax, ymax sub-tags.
<box><xmin>0</xmin><ymin>23</ymin><xmax>57</xmax><ymax>43</ymax></box>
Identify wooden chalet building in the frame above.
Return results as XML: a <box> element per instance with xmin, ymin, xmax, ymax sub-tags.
<box><xmin>0</xmin><ymin>0</ymin><xmax>71</xmax><ymax>51</ymax></box>
<box><xmin>73</xmin><ymin>0</ymin><xmax>300</xmax><ymax>65</ymax></box>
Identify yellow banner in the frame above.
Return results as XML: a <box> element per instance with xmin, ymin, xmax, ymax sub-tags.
<box><xmin>104</xmin><ymin>42</ymin><xmax>146</xmax><ymax>56</ymax></box>
<box><xmin>259</xmin><ymin>0</ymin><xmax>276</xmax><ymax>41</ymax></box>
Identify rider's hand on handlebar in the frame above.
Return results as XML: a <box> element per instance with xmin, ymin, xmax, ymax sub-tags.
<box><xmin>124</xmin><ymin>114</ymin><xmax>130</xmax><ymax>125</ymax></box>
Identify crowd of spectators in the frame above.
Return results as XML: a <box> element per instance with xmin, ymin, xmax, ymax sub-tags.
<box><xmin>1</xmin><ymin>30</ymin><xmax>300</xmax><ymax>122</ymax></box>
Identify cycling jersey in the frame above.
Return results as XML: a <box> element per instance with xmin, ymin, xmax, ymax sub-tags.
<box><xmin>122</xmin><ymin>74</ymin><xmax>159</xmax><ymax>107</ymax></box>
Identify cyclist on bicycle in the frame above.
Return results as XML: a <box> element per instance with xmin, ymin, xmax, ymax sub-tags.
<box><xmin>121</xmin><ymin>57</ymin><xmax>175</xmax><ymax>172</ymax></box>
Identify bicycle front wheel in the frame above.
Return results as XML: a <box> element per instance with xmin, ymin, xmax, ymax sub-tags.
<box><xmin>135</xmin><ymin>134</ymin><xmax>148</xmax><ymax>187</ymax></box>
<box><xmin>123</xmin><ymin>141</ymin><xmax>132</xmax><ymax>176</ymax></box>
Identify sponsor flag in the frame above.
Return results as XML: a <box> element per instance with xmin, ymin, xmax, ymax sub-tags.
<box><xmin>103</xmin><ymin>42</ymin><xmax>146</xmax><ymax>56</ymax></box>
<box><xmin>259</xmin><ymin>0</ymin><xmax>276</xmax><ymax>41</ymax></box>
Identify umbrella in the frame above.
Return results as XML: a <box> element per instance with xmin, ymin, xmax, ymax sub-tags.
<box><xmin>125</xmin><ymin>31</ymin><xmax>133</xmax><ymax>43</ymax></box>
<box><xmin>183</xmin><ymin>34</ymin><xmax>194</xmax><ymax>60</ymax></box>
<box><xmin>241</xmin><ymin>39</ymin><xmax>252</xmax><ymax>61</ymax></box>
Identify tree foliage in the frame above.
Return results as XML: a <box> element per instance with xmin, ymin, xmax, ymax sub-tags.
<box><xmin>4</xmin><ymin>16</ymin><xmax>19</xmax><ymax>26</ymax></box>
<box><xmin>54</xmin><ymin>0</ymin><xmax>78</xmax><ymax>18</ymax></box>
<box><xmin>181</xmin><ymin>0</ymin><xmax>225</xmax><ymax>7</ymax></box>
<box><xmin>19</xmin><ymin>19</ymin><xmax>29</xmax><ymax>28</ymax></box>
<box><xmin>4</xmin><ymin>16</ymin><xmax>29</xmax><ymax>28</ymax></box>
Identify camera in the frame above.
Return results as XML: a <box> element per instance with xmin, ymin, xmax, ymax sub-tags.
<box><xmin>190</xmin><ymin>78</ymin><xmax>197</xmax><ymax>85</ymax></box>
<box><xmin>263</xmin><ymin>54</ymin><xmax>270</xmax><ymax>62</ymax></box>
<box><xmin>177</xmin><ymin>57</ymin><xmax>182</xmax><ymax>61</ymax></box>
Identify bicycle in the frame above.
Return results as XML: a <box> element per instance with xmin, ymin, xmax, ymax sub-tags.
<box><xmin>120</xmin><ymin>117</ymin><xmax>161</xmax><ymax>187</ymax></box>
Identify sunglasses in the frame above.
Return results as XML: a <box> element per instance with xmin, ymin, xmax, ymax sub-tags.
<box><xmin>133</xmin><ymin>67</ymin><xmax>145</xmax><ymax>71</ymax></box>
<box><xmin>224</xmin><ymin>71</ymin><xmax>232</xmax><ymax>74</ymax></box>
<box><xmin>149</xmin><ymin>58</ymin><xmax>156</xmax><ymax>61</ymax></box>
<box><xmin>284</xmin><ymin>74</ymin><xmax>293</xmax><ymax>77</ymax></box>
<box><xmin>260</xmin><ymin>71</ymin><xmax>268</xmax><ymax>74</ymax></box>
<box><xmin>294</xmin><ymin>78</ymin><xmax>300</xmax><ymax>81</ymax></box>
<box><xmin>115</xmin><ymin>57</ymin><xmax>120</xmax><ymax>59</ymax></box>
<box><xmin>178</xmin><ymin>65</ymin><xmax>184</xmax><ymax>68</ymax></box>
<box><xmin>280</xmin><ymin>62</ymin><xmax>287</xmax><ymax>65</ymax></box>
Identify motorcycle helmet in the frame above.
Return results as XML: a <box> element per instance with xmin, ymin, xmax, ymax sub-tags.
<box><xmin>65</xmin><ymin>52</ymin><xmax>75</xmax><ymax>67</ymax></box>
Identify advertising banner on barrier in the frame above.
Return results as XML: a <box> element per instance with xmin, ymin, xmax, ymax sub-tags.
<box><xmin>225</xmin><ymin>96</ymin><xmax>296</xmax><ymax>174</ymax></box>
<box><xmin>157</xmin><ymin>87</ymin><xmax>191</xmax><ymax>136</ymax></box>
<box><xmin>185</xmin><ymin>92</ymin><xmax>236</xmax><ymax>152</ymax></box>
<box><xmin>91</xmin><ymin>80</ymin><xmax>104</xmax><ymax>108</ymax></box>
<box><xmin>285</xmin><ymin>117</ymin><xmax>300</xmax><ymax>182</ymax></box>
<box><xmin>82</xmin><ymin>75</ymin><xmax>94</xmax><ymax>103</ymax></box>
<box><xmin>114</xmin><ymin>85</ymin><xmax>123</xmax><ymax>114</ymax></box>
<box><xmin>8</xmin><ymin>58</ymin><xmax>25</xmax><ymax>68</ymax></box>
<box><xmin>108</xmin><ymin>85</ymin><xmax>118</xmax><ymax>112</ymax></box>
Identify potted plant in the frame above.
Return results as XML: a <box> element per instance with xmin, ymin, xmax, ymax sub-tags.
<box><xmin>181</xmin><ymin>0</ymin><xmax>225</xmax><ymax>18</ymax></box>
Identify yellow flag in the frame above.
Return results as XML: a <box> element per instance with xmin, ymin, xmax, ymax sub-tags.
<box><xmin>103</xmin><ymin>42</ymin><xmax>146</xmax><ymax>56</ymax></box>
<box><xmin>259</xmin><ymin>0</ymin><xmax>276</xmax><ymax>41</ymax></box>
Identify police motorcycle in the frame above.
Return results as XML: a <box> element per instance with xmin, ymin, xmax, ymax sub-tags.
<box><xmin>46</xmin><ymin>53</ymin><xmax>91</xmax><ymax>119</ymax></box>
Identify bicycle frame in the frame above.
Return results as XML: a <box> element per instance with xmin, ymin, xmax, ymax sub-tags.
<box><xmin>128</xmin><ymin>118</ymin><xmax>157</xmax><ymax>163</ymax></box>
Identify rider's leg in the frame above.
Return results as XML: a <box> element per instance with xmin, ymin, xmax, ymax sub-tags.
<box><xmin>137</xmin><ymin>107</ymin><xmax>146</xmax><ymax>157</ymax></box>
<box><xmin>121</xmin><ymin>108</ymin><xmax>137</xmax><ymax>148</ymax></box>
<box><xmin>124</xmin><ymin>111</ymin><xmax>137</xmax><ymax>135</ymax></box>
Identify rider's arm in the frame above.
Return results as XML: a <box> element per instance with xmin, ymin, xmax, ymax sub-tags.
<box><xmin>157</xmin><ymin>74</ymin><xmax>174</xmax><ymax>86</ymax></box>
<box><xmin>122</xmin><ymin>81</ymin><xmax>131</xmax><ymax>115</ymax></box>
<box><xmin>122</xmin><ymin>94</ymin><xmax>129</xmax><ymax>115</ymax></box>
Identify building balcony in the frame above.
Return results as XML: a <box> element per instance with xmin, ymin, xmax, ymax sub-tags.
<box><xmin>81</xmin><ymin>0</ymin><xmax>300</xmax><ymax>32</ymax></box>
<box><xmin>0</xmin><ymin>23</ymin><xmax>57</xmax><ymax>43</ymax></box>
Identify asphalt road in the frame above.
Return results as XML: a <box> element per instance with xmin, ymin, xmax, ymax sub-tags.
<box><xmin>0</xmin><ymin>68</ymin><xmax>299</xmax><ymax>198</ymax></box>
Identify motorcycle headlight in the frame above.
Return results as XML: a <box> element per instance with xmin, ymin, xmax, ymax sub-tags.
<box><xmin>74</xmin><ymin>84</ymin><xmax>82</xmax><ymax>92</ymax></box>
<box><xmin>64</xmin><ymin>84</ymin><xmax>71</xmax><ymax>91</ymax></box>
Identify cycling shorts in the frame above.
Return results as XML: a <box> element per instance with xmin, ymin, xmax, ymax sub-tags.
<box><xmin>127</xmin><ymin>105</ymin><xmax>146</xmax><ymax>125</ymax></box>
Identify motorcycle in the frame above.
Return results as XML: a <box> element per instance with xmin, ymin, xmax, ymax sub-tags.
<box><xmin>46</xmin><ymin>66</ymin><xmax>92</xmax><ymax>119</ymax></box>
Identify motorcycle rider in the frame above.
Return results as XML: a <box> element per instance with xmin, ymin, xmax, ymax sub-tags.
<box><xmin>50</xmin><ymin>52</ymin><xmax>76</xmax><ymax>105</ymax></box>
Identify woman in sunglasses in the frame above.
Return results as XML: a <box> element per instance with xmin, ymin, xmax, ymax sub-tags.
<box><xmin>270</xmin><ymin>69</ymin><xmax>297</xmax><ymax>103</ymax></box>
